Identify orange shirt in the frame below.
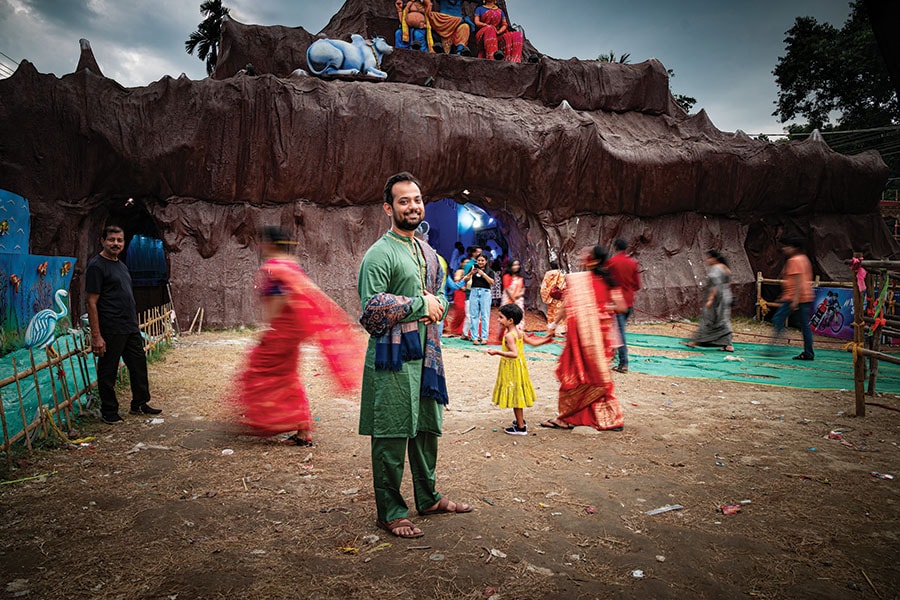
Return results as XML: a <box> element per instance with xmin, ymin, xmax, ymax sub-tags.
<box><xmin>780</xmin><ymin>254</ymin><xmax>814</xmax><ymax>303</ymax></box>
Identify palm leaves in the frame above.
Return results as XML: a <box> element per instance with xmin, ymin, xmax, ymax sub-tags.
<box><xmin>185</xmin><ymin>0</ymin><xmax>231</xmax><ymax>76</ymax></box>
<box><xmin>597</xmin><ymin>51</ymin><xmax>631</xmax><ymax>64</ymax></box>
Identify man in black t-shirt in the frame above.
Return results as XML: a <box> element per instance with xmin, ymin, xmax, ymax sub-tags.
<box><xmin>85</xmin><ymin>225</ymin><xmax>161</xmax><ymax>423</ymax></box>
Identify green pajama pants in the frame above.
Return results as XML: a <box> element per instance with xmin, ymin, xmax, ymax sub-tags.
<box><xmin>370</xmin><ymin>433</ymin><xmax>442</xmax><ymax>522</ymax></box>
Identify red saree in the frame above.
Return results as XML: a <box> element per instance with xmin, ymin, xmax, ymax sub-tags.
<box><xmin>235</xmin><ymin>257</ymin><xmax>363</xmax><ymax>436</ymax></box>
<box><xmin>554</xmin><ymin>271</ymin><xmax>624</xmax><ymax>430</ymax></box>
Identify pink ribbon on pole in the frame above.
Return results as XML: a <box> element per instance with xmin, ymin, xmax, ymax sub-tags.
<box><xmin>849</xmin><ymin>257</ymin><xmax>866</xmax><ymax>293</ymax></box>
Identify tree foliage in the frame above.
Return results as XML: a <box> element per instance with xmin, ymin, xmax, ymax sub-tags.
<box><xmin>185</xmin><ymin>0</ymin><xmax>231</xmax><ymax>76</ymax></box>
<box><xmin>773</xmin><ymin>1</ymin><xmax>898</xmax><ymax>129</ymax></box>
<box><xmin>597</xmin><ymin>51</ymin><xmax>631</xmax><ymax>64</ymax></box>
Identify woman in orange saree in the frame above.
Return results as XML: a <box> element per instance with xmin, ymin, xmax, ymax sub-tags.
<box><xmin>233</xmin><ymin>226</ymin><xmax>363</xmax><ymax>445</ymax></box>
<box><xmin>541</xmin><ymin>246</ymin><xmax>626</xmax><ymax>431</ymax></box>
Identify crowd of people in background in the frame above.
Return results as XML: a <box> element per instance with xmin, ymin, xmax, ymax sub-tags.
<box><xmin>90</xmin><ymin>169</ymin><xmax>818</xmax><ymax>541</ymax></box>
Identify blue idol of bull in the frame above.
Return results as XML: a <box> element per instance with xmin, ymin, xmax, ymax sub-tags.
<box><xmin>306</xmin><ymin>35</ymin><xmax>393</xmax><ymax>79</ymax></box>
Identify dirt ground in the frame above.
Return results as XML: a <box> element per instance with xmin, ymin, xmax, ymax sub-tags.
<box><xmin>1</xmin><ymin>317</ymin><xmax>899</xmax><ymax>600</ymax></box>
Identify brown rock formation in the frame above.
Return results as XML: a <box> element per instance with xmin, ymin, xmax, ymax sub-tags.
<box><xmin>0</xmin><ymin>0</ymin><xmax>893</xmax><ymax>328</ymax></box>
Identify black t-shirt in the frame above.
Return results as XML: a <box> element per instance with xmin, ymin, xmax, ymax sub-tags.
<box><xmin>85</xmin><ymin>254</ymin><xmax>140</xmax><ymax>335</ymax></box>
<box><xmin>470</xmin><ymin>266</ymin><xmax>495</xmax><ymax>289</ymax></box>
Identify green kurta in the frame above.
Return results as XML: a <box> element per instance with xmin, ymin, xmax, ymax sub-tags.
<box><xmin>358</xmin><ymin>231</ymin><xmax>449</xmax><ymax>438</ymax></box>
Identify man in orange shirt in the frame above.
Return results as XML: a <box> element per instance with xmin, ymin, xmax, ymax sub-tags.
<box><xmin>771</xmin><ymin>237</ymin><xmax>815</xmax><ymax>360</ymax></box>
<box><xmin>606</xmin><ymin>239</ymin><xmax>642</xmax><ymax>373</ymax></box>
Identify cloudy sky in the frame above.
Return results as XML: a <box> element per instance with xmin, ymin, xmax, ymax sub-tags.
<box><xmin>0</xmin><ymin>0</ymin><xmax>853</xmax><ymax>135</ymax></box>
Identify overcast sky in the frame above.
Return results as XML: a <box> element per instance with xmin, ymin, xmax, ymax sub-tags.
<box><xmin>0</xmin><ymin>0</ymin><xmax>854</xmax><ymax>135</ymax></box>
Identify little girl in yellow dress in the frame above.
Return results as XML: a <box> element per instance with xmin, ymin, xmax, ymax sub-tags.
<box><xmin>486</xmin><ymin>304</ymin><xmax>551</xmax><ymax>435</ymax></box>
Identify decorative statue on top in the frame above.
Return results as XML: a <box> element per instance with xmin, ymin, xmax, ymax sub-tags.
<box><xmin>474</xmin><ymin>0</ymin><xmax>523</xmax><ymax>62</ymax></box>
<box><xmin>395</xmin><ymin>0</ymin><xmax>472</xmax><ymax>56</ymax></box>
<box><xmin>306</xmin><ymin>34</ymin><xmax>393</xmax><ymax>78</ymax></box>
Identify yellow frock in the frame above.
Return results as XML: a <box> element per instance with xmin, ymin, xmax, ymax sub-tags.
<box><xmin>491</xmin><ymin>333</ymin><xmax>537</xmax><ymax>409</ymax></box>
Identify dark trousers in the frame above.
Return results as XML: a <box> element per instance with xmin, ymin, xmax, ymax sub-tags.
<box><xmin>97</xmin><ymin>333</ymin><xmax>151</xmax><ymax>417</ymax></box>
<box><xmin>615</xmin><ymin>308</ymin><xmax>633</xmax><ymax>367</ymax></box>
<box><xmin>772</xmin><ymin>301</ymin><xmax>814</xmax><ymax>358</ymax></box>
<box><xmin>371</xmin><ymin>433</ymin><xmax>440</xmax><ymax>522</ymax></box>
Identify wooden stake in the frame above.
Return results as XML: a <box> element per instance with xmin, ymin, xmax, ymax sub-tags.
<box><xmin>852</xmin><ymin>252</ymin><xmax>866</xmax><ymax>417</ymax></box>
<box><xmin>0</xmin><ymin>381</ymin><xmax>13</xmax><ymax>470</ymax></box>
<box><xmin>188</xmin><ymin>307</ymin><xmax>201</xmax><ymax>334</ymax></box>
<box><xmin>11</xmin><ymin>358</ymin><xmax>33</xmax><ymax>453</ymax></box>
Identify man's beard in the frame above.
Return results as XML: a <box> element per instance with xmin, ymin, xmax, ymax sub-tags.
<box><xmin>394</xmin><ymin>213</ymin><xmax>422</xmax><ymax>231</ymax></box>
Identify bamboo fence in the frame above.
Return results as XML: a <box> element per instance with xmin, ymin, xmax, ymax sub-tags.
<box><xmin>847</xmin><ymin>257</ymin><xmax>900</xmax><ymax>417</ymax></box>
<box><xmin>0</xmin><ymin>301</ymin><xmax>176</xmax><ymax>464</ymax></box>
<box><xmin>755</xmin><ymin>272</ymin><xmax>854</xmax><ymax>320</ymax></box>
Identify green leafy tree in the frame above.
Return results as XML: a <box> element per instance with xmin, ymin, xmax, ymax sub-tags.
<box><xmin>667</xmin><ymin>68</ymin><xmax>697</xmax><ymax>113</ymax></box>
<box><xmin>773</xmin><ymin>1</ymin><xmax>898</xmax><ymax>129</ymax></box>
<box><xmin>185</xmin><ymin>0</ymin><xmax>231</xmax><ymax>76</ymax></box>
<box><xmin>773</xmin><ymin>1</ymin><xmax>899</xmax><ymax>180</ymax></box>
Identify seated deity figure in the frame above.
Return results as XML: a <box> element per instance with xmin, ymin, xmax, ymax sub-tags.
<box><xmin>395</xmin><ymin>0</ymin><xmax>472</xmax><ymax>56</ymax></box>
<box><xmin>396</xmin><ymin>0</ymin><xmax>432</xmax><ymax>51</ymax></box>
<box><xmin>474</xmin><ymin>0</ymin><xmax>523</xmax><ymax>62</ymax></box>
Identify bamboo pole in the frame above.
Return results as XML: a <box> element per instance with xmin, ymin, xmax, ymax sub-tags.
<box><xmin>43</xmin><ymin>348</ymin><xmax>69</xmax><ymax>432</ymax></box>
<box><xmin>27</xmin><ymin>349</ymin><xmax>50</xmax><ymax>440</ymax></box>
<box><xmin>867</xmin><ymin>269</ymin><xmax>881</xmax><ymax>396</ymax></box>
<box><xmin>848</xmin><ymin>346</ymin><xmax>900</xmax><ymax>366</ymax></box>
<box><xmin>0</xmin><ymin>387</ymin><xmax>13</xmax><ymax>470</ymax></box>
<box><xmin>197</xmin><ymin>307</ymin><xmax>204</xmax><ymax>334</ymax></box>
<box><xmin>852</xmin><ymin>252</ymin><xmax>866</xmax><ymax>417</ymax></box>
<box><xmin>856</xmin><ymin>260</ymin><xmax>900</xmax><ymax>270</ymax></box>
<box><xmin>63</xmin><ymin>338</ymin><xmax>82</xmax><ymax>413</ymax></box>
<box><xmin>11</xmin><ymin>358</ymin><xmax>33</xmax><ymax>453</ymax></box>
<box><xmin>187</xmin><ymin>307</ymin><xmax>201</xmax><ymax>334</ymax></box>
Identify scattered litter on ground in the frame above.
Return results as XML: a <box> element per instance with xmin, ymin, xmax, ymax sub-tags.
<box><xmin>720</xmin><ymin>504</ymin><xmax>742</xmax><ymax>515</ymax></box>
<box><xmin>126</xmin><ymin>443</ymin><xmax>174</xmax><ymax>454</ymax></box>
<box><xmin>870</xmin><ymin>472</ymin><xmax>894</xmax><ymax>480</ymax></box>
<box><xmin>645</xmin><ymin>504</ymin><xmax>683</xmax><ymax>516</ymax></box>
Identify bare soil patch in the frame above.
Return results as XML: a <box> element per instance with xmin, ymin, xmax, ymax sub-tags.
<box><xmin>1</xmin><ymin>319</ymin><xmax>898</xmax><ymax>599</ymax></box>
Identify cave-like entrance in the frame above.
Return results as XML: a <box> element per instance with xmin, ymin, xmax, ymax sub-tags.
<box><xmin>423</xmin><ymin>195</ymin><xmax>514</xmax><ymax>273</ymax></box>
<box><xmin>105</xmin><ymin>197</ymin><xmax>169</xmax><ymax>315</ymax></box>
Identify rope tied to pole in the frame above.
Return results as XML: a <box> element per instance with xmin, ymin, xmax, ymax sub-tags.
<box><xmin>843</xmin><ymin>340</ymin><xmax>863</xmax><ymax>361</ymax></box>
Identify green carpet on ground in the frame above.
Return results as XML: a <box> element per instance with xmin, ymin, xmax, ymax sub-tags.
<box><xmin>440</xmin><ymin>333</ymin><xmax>900</xmax><ymax>394</ymax></box>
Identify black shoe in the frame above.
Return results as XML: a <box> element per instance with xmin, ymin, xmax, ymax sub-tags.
<box><xmin>793</xmin><ymin>353</ymin><xmax>814</xmax><ymax>361</ymax></box>
<box><xmin>504</xmin><ymin>424</ymin><xmax>527</xmax><ymax>436</ymax></box>
<box><xmin>101</xmin><ymin>414</ymin><xmax>124</xmax><ymax>424</ymax></box>
<box><xmin>130</xmin><ymin>404</ymin><xmax>162</xmax><ymax>415</ymax></box>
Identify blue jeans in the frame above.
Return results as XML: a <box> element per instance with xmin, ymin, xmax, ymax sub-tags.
<box><xmin>772</xmin><ymin>301</ymin><xmax>814</xmax><ymax>358</ymax></box>
<box><xmin>469</xmin><ymin>288</ymin><xmax>492</xmax><ymax>342</ymax></box>
<box><xmin>615</xmin><ymin>308</ymin><xmax>632</xmax><ymax>366</ymax></box>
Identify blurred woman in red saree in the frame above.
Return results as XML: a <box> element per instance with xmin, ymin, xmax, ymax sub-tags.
<box><xmin>541</xmin><ymin>246</ymin><xmax>626</xmax><ymax>431</ymax></box>
<box><xmin>234</xmin><ymin>226</ymin><xmax>363</xmax><ymax>445</ymax></box>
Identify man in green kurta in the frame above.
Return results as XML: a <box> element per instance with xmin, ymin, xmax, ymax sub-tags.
<box><xmin>358</xmin><ymin>171</ymin><xmax>473</xmax><ymax>539</ymax></box>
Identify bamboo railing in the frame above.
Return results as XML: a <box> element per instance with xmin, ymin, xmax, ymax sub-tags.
<box><xmin>847</xmin><ymin>256</ymin><xmax>900</xmax><ymax>417</ymax></box>
<box><xmin>755</xmin><ymin>272</ymin><xmax>853</xmax><ymax>320</ymax></box>
<box><xmin>0</xmin><ymin>301</ymin><xmax>176</xmax><ymax>464</ymax></box>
